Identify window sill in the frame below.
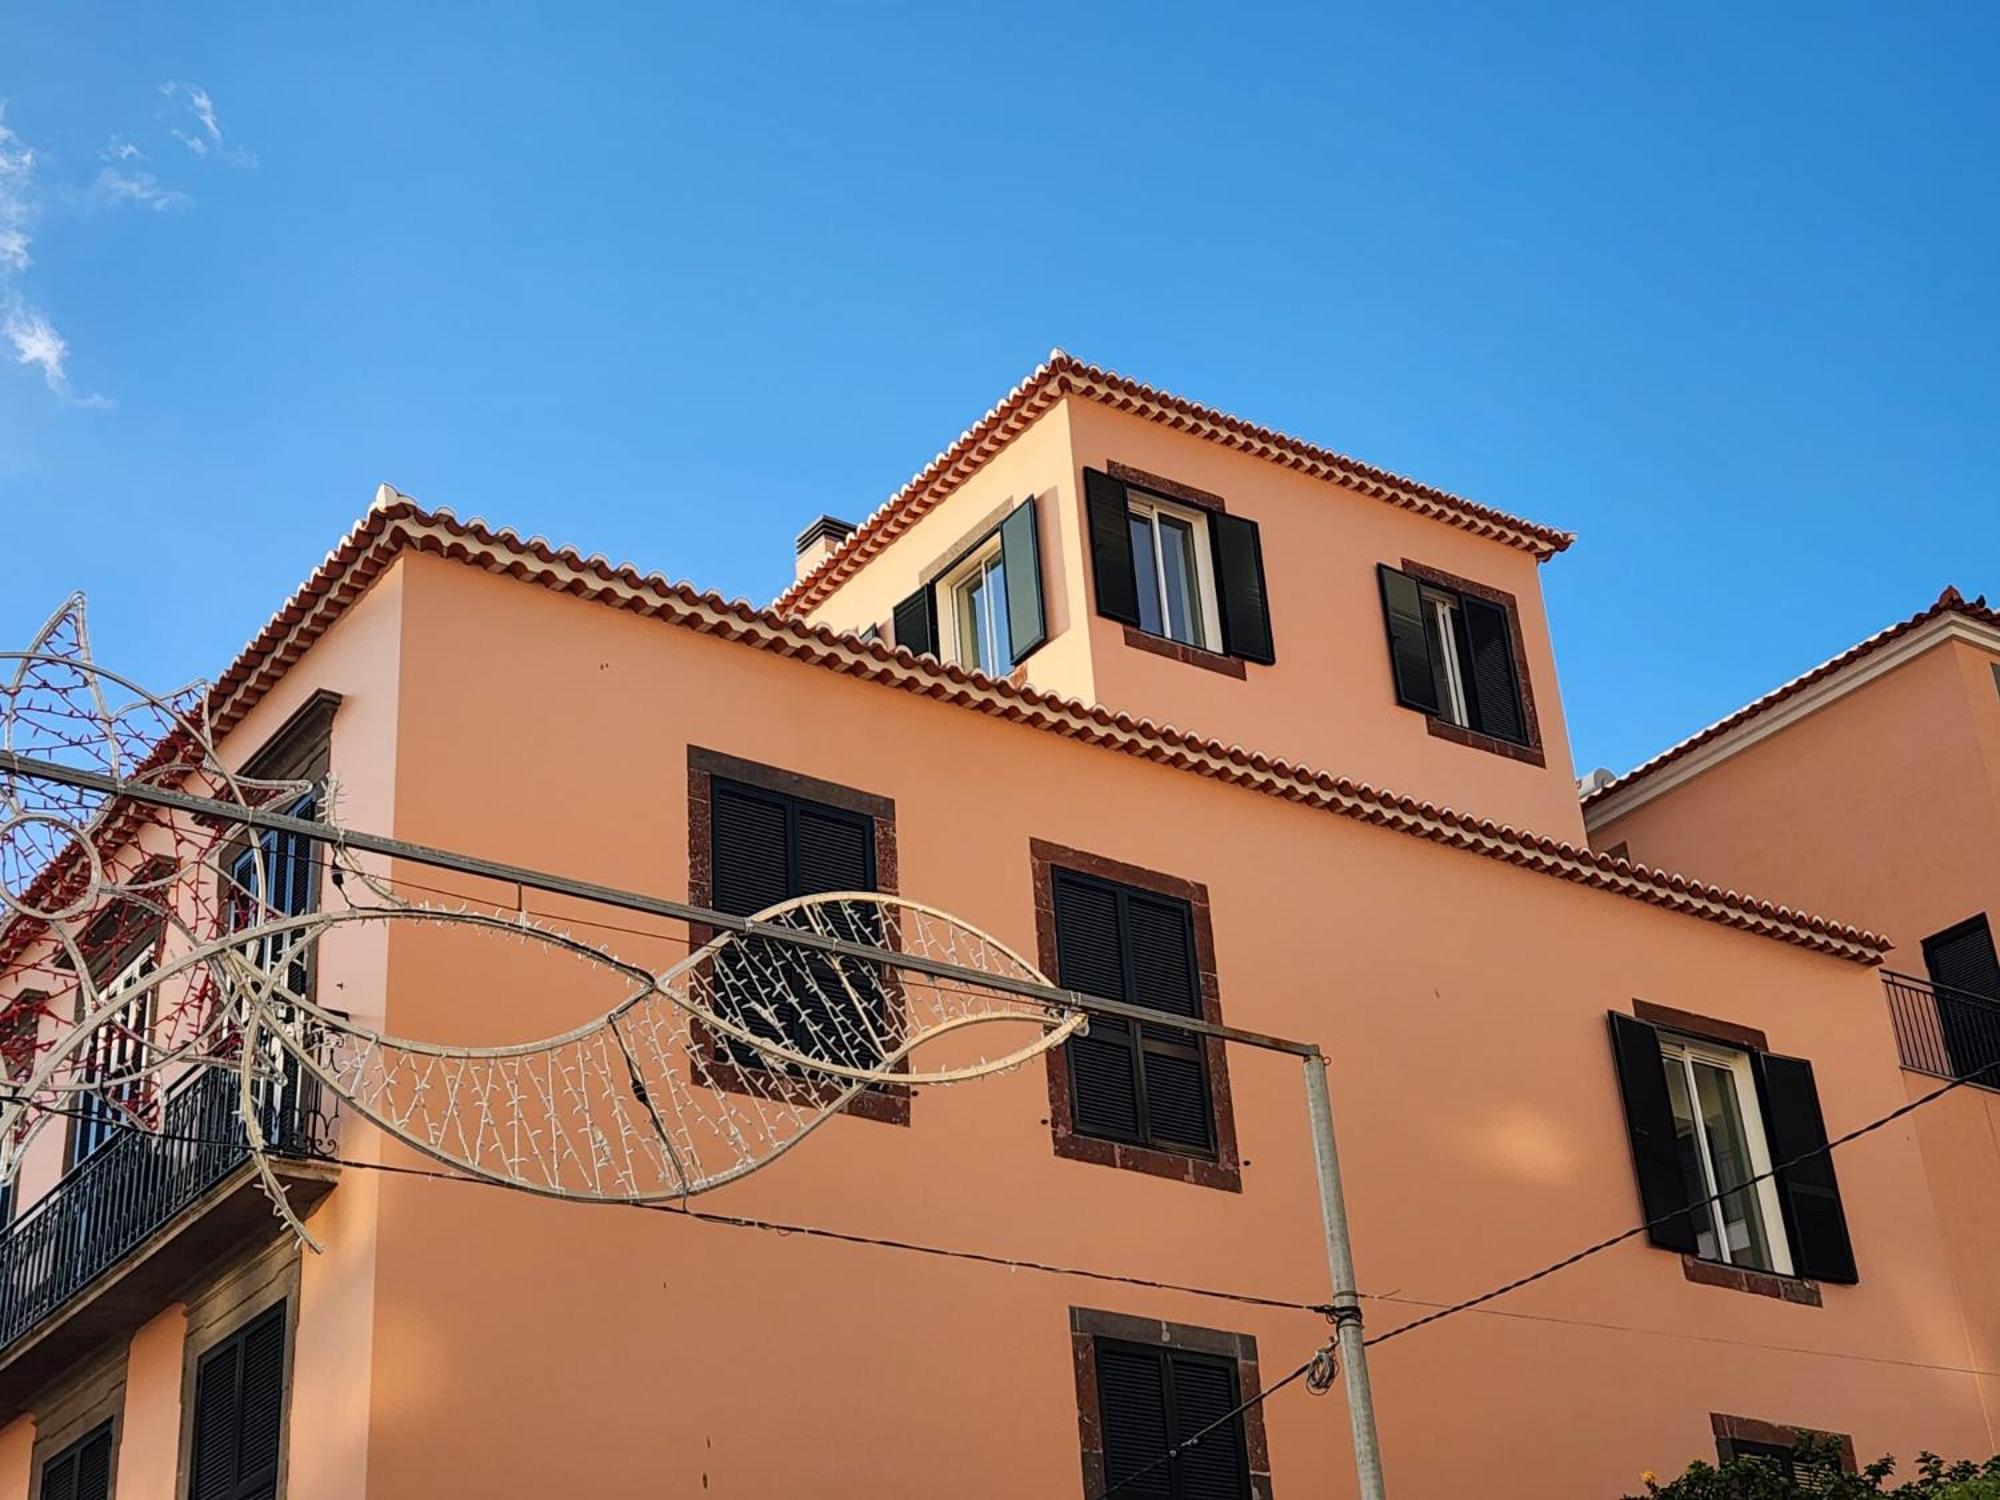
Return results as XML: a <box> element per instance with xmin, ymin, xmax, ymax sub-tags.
<box><xmin>1423</xmin><ymin>714</ymin><xmax>1546</xmax><ymax>768</ymax></box>
<box><xmin>1122</xmin><ymin>626</ymin><xmax>1246</xmax><ymax>680</ymax></box>
<box><xmin>1681</xmin><ymin>1254</ymin><xmax>1822</xmax><ymax>1305</ymax></box>
<box><xmin>1051</xmin><ymin>1128</ymin><xmax>1242</xmax><ymax>1193</ymax></box>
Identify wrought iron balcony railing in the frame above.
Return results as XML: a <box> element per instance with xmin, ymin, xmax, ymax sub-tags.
<box><xmin>0</xmin><ymin>1054</ymin><xmax>335</xmax><ymax>1353</ymax></box>
<box><xmin>1883</xmin><ymin>970</ymin><xmax>2000</xmax><ymax>1087</ymax></box>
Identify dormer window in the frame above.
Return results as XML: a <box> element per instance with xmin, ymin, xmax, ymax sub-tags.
<box><xmin>890</xmin><ymin>497</ymin><xmax>1046</xmax><ymax>676</ymax></box>
<box><xmin>1083</xmin><ymin>467</ymin><xmax>1275</xmax><ymax>667</ymax></box>
<box><xmin>1378</xmin><ymin>561</ymin><xmax>1543</xmax><ymax>764</ymax></box>
<box><xmin>944</xmin><ymin>540</ymin><xmax>1014</xmax><ymax>676</ymax></box>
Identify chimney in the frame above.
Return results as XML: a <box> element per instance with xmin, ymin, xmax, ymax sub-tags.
<box><xmin>794</xmin><ymin>515</ymin><xmax>857</xmax><ymax>581</ymax></box>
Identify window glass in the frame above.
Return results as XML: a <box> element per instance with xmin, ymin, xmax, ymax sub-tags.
<box><xmin>949</xmin><ymin>552</ymin><xmax>1013</xmax><ymax>677</ymax></box>
<box><xmin>1128</xmin><ymin>513</ymin><xmax>1164</xmax><ymax>637</ymax></box>
<box><xmin>1693</xmin><ymin>1059</ymin><xmax>1775</xmax><ymax>1269</ymax></box>
<box><xmin>1659</xmin><ymin>1038</ymin><xmax>1785</xmax><ymax>1273</ymax></box>
<box><xmin>1424</xmin><ymin>592</ymin><xmax>1471</xmax><ymax>727</ymax></box>
<box><xmin>71</xmin><ymin>948</ymin><xmax>155</xmax><ymax>1169</ymax></box>
<box><xmin>1158</xmin><ymin>514</ymin><xmax>1204</xmax><ymax>646</ymax></box>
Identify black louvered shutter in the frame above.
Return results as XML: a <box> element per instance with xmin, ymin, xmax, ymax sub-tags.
<box><xmin>998</xmin><ymin>496</ymin><xmax>1048</xmax><ymax>661</ymax></box>
<box><xmin>1096</xmin><ymin>1344</ymin><xmax>1174</xmax><ymax>1498</ymax></box>
<box><xmin>39</xmin><ymin>1423</ymin><xmax>111</xmax><ymax>1500</ymax></box>
<box><xmin>1167</xmin><ymin>1352</ymin><xmax>1250</xmax><ymax>1499</ymax></box>
<box><xmin>710</xmin><ymin>785</ymin><xmax>792</xmax><ymax>918</ymax></box>
<box><xmin>891</xmin><ymin>584</ymin><xmax>939</xmax><ymax>660</ymax></box>
<box><xmin>1459</xmin><ymin>595</ymin><xmax>1525</xmax><ymax>744</ymax></box>
<box><xmin>1084</xmin><ymin>469</ymin><xmax>1142</xmax><ymax>626</ymax></box>
<box><xmin>1377</xmin><ymin>566</ymin><xmax>1441</xmax><ymax>715</ymax></box>
<box><xmin>1054</xmin><ymin>873</ymin><xmax>1142</xmax><ymax>1142</ymax></box>
<box><xmin>1923</xmin><ymin>916</ymin><xmax>2000</xmax><ymax>1081</ymax></box>
<box><xmin>1752</xmin><ymin>1052</ymin><xmax>1858</xmax><ymax>1284</ymax></box>
<box><xmin>1924</xmin><ymin>916</ymin><xmax>2000</xmax><ymax>999</ymax></box>
<box><xmin>190</xmin><ymin>1302</ymin><xmax>287</xmax><ymax>1500</ymax></box>
<box><xmin>1606</xmin><ymin>1013</ymin><xmax>1700</xmax><ymax>1253</ymax></box>
<box><xmin>1127</xmin><ymin>893</ymin><xmax>1212</xmax><ymax>1154</ymax></box>
<box><xmin>1207</xmin><ymin>513</ymin><xmax>1274</xmax><ymax>665</ymax></box>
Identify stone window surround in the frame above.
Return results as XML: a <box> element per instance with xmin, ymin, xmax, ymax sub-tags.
<box><xmin>1029</xmin><ymin>838</ymin><xmax>1242</xmax><ymax>1193</ymax></box>
<box><xmin>686</xmin><ymin>746</ymin><xmax>909</xmax><ymax>1127</ymax></box>
<box><xmin>1632</xmin><ymin>999</ymin><xmax>1824</xmax><ymax>1308</ymax></box>
<box><xmin>1399</xmin><ymin>557</ymin><xmax>1546</xmax><ymax>768</ymax></box>
<box><xmin>1069</xmin><ymin>1305</ymin><xmax>1274</xmax><ymax>1500</ymax></box>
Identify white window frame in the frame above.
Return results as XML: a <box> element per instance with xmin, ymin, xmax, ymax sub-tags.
<box><xmin>70</xmin><ymin>946</ymin><xmax>156</xmax><ymax>1169</ymax></box>
<box><xmin>939</xmin><ymin>536</ymin><xmax>1011</xmax><ymax>676</ymax></box>
<box><xmin>1658</xmin><ymin>1034</ymin><xmax>1793</xmax><ymax>1276</ymax></box>
<box><xmin>1127</xmin><ymin>492</ymin><xmax>1222</xmax><ymax>653</ymax></box>
<box><xmin>1422</xmin><ymin>586</ymin><xmax>1472</xmax><ymax>729</ymax></box>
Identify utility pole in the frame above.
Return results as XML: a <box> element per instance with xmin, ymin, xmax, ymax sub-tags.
<box><xmin>1305</xmin><ymin>1053</ymin><xmax>1389</xmax><ymax>1500</ymax></box>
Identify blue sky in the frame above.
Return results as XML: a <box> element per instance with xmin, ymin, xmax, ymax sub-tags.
<box><xmin>1</xmin><ymin>3</ymin><xmax>1994</xmax><ymax>782</ymax></box>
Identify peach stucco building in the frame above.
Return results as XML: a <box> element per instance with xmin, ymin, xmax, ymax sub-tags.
<box><xmin>1587</xmin><ymin>584</ymin><xmax>2000</xmax><ymax>1446</ymax></box>
<box><xmin>0</xmin><ymin>353</ymin><xmax>1991</xmax><ymax>1499</ymax></box>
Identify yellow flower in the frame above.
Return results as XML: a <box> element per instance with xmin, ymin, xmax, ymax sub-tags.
<box><xmin>1640</xmin><ymin>1472</ymin><xmax>1657</xmax><ymax>1486</ymax></box>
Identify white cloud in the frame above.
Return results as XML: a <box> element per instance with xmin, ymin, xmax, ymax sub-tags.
<box><xmin>100</xmin><ymin>136</ymin><xmax>145</xmax><ymax>163</ymax></box>
<box><xmin>90</xmin><ymin>168</ymin><xmax>191</xmax><ymax>212</ymax></box>
<box><xmin>0</xmin><ymin>102</ymin><xmax>111</xmax><ymax>409</ymax></box>
<box><xmin>159</xmin><ymin>82</ymin><xmax>250</xmax><ymax>165</ymax></box>
<box><xmin>3</xmin><ymin>303</ymin><xmax>108</xmax><ymax>406</ymax></box>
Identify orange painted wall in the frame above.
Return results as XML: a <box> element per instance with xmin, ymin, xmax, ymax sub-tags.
<box><xmin>804</xmin><ymin>397</ymin><xmax>1586</xmax><ymax>844</ymax></box>
<box><xmin>1589</xmin><ymin>631</ymin><xmax>2000</xmax><ymax>1438</ymax></box>
<box><xmin>296</xmin><ymin>550</ymin><xmax>1990</xmax><ymax>1498</ymax></box>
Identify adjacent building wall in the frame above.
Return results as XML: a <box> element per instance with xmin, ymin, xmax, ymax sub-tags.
<box><xmin>336</xmin><ymin>551</ymin><xmax>1982</xmax><ymax>1498</ymax></box>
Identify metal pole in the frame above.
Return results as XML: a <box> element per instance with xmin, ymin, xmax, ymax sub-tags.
<box><xmin>1304</xmin><ymin>1053</ymin><xmax>1388</xmax><ymax>1500</ymax></box>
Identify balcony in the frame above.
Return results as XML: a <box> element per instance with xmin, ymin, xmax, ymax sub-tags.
<box><xmin>1883</xmin><ymin>971</ymin><xmax>2000</xmax><ymax>1085</ymax></box>
<box><xmin>0</xmin><ymin>1058</ymin><xmax>337</xmax><ymax>1414</ymax></box>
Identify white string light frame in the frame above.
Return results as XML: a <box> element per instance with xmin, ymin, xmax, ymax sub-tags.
<box><xmin>0</xmin><ymin>596</ymin><xmax>1086</xmax><ymax>1249</ymax></box>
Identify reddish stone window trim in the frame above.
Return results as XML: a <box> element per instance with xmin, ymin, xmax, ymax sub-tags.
<box><xmin>686</xmin><ymin>746</ymin><xmax>909</xmax><ymax>1127</ymax></box>
<box><xmin>1681</xmin><ymin>1255</ymin><xmax>1822</xmax><ymax>1306</ymax></box>
<box><xmin>1399</xmin><ymin>557</ymin><xmax>1547</xmax><ymax>768</ymax></box>
<box><xmin>1633</xmin><ymin>999</ymin><xmax>1770</xmax><ymax>1054</ymax></box>
<box><xmin>1121</xmin><ymin>626</ymin><xmax>1248</xmax><ymax>680</ymax></box>
<box><xmin>1029</xmin><ymin>839</ymin><xmax>1242</xmax><ymax>1193</ymax></box>
<box><xmin>1711</xmin><ymin>1412</ymin><xmax>1855</xmax><ymax>1474</ymax></box>
<box><xmin>1069</xmin><ymin>1307</ymin><xmax>1273</xmax><ymax>1500</ymax></box>
<box><xmin>1107</xmin><ymin>461</ymin><xmax>1227</xmax><ymax>514</ymax></box>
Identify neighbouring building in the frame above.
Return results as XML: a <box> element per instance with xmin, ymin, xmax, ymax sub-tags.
<box><xmin>0</xmin><ymin>351</ymin><xmax>1989</xmax><ymax>1500</ymax></box>
<box><xmin>1586</xmin><ymin>584</ymin><xmax>2000</xmax><ymax>1442</ymax></box>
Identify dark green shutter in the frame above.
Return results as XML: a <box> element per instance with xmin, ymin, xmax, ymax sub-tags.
<box><xmin>1607</xmin><ymin>1013</ymin><xmax>1700</xmax><ymax>1253</ymax></box>
<box><xmin>1922</xmin><ymin>916</ymin><xmax>2000</xmax><ymax>1081</ymax></box>
<box><xmin>190</xmin><ymin>1302</ymin><xmax>287</xmax><ymax>1500</ymax></box>
<box><xmin>1095</xmin><ymin>1341</ymin><xmax>1250</xmax><ymax>1500</ymax></box>
<box><xmin>1753</xmin><ymin>1052</ymin><xmax>1858</xmax><ymax>1284</ymax></box>
<box><xmin>1096</xmin><ymin>1344</ymin><xmax>1174</xmax><ymax>1498</ymax></box>
<box><xmin>1924</xmin><ymin>915</ymin><xmax>2000</xmax><ymax>1000</ymax></box>
<box><xmin>1084</xmin><ymin>469</ymin><xmax>1142</xmax><ymax>626</ymax></box>
<box><xmin>891</xmin><ymin>584</ymin><xmax>939</xmax><ymax>661</ymax></box>
<box><xmin>1208</xmin><ymin>512</ymin><xmax>1274</xmax><ymax>664</ymax></box>
<box><xmin>1377</xmin><ymin>566</ymin><xmax>1441</xmax><ymax>715</ymax></box>
<box><xmin>1167</xmin><ymin>1352</ymin><xmax>1251</xmax><ymax>1499</ymax></box>
<box><xmin>1127</xmin><ymin>892</ymin><xmax>1212</xmax><ymax>1154</ymax></box>
<box><xmin>39</xmin><ymin>1423</ymin><xmax>111</xmax><ymax>1500</ymax></box>
<box><xmin>1460</xmin><ymin>595</ymin><xmax>1526</xmax><ymax>744</ymax></box>
<box><xmin>1054</xmin><ymin>873</ymin><xmax>1142</xmax><ymax>1142</ymax></box>
<box><xmin>998</xmin><ymin>496</ymin><xmax>1048</xmax><ymax>661</ymax></box>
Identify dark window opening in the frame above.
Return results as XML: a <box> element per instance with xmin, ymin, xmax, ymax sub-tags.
<box><xmin>1378</xmin><ymin>564</ymin><xmax>1529</xmax><ymax>746</ymax></box>
<box><xmin>38</xmin><ymin>1420</ymin><xmax>112</xmax><ymax>1500</ymax></box>
<box><xmin>708</xmin><ymin>778</ymin><xmax>888</xmax><ymax>1075</ymax></box>
<box><xmin>189</xmin><ymin>1301</ymin><xmax>287</xmax><ymax>1500</ymax></box>
<box><xmin>1052</xmin><ymin>868</ymin><xmax>1214</xmax><ymax>1157</ymax></box>
<box><xmin>1095</xmin><ymin>1338</ymin><xmax>1250</xmax><ymax>1500</ymax></box>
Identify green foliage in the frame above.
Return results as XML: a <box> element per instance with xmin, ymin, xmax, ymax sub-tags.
<box><xmin>1625</xmin><ymin>1436</ymin><xmax>2000</xmax><ymax>1500</ymax></box>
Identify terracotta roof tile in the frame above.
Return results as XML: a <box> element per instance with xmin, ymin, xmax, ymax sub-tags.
<box><xmin>167</xmin><ymin>496</ymin><xmax>1886</xmax><ymax>966</ymax></box>
<box><xmin>775</xmin><ymin>350</ymin><xmax>1575</xmax><ymax>617</ymax></box>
